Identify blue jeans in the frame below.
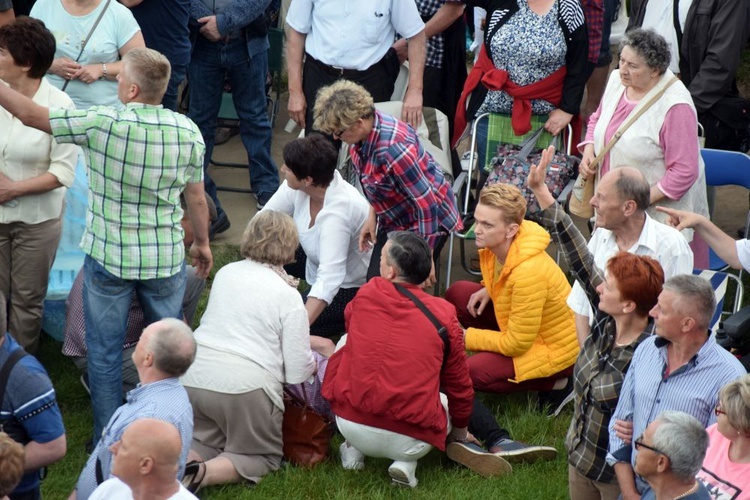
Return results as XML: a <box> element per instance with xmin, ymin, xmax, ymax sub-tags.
<box><xmin>83</xmin><ymin>256</ymin><xmax>186</xmax><ymax>440</ymax></box>
<box><xmin>162</xmin><ymin>63</ymin><xmax>187</xmax><ymax>112</ymax></box>
<box><xmin>188</xmin><ymin>36</ymin><xmax>279</xmax><ymax>216</ymax></box>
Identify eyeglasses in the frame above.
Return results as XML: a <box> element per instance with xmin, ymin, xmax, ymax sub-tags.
<box><xmin>634</xmin><ymin>434</ymin><xmax>669</xmax><ymax>458</ymax></box>
<box><xmin>332</xmin><ymin>123</ymin><xmax>352</xmax><ymax>138</ymax></box>
<box><xmin>715</xmin><ymin>403</ymin><xmax>726</xmax><ymax>416</ymax></box>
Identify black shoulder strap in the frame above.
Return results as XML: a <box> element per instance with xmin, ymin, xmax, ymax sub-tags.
<box><xmin>393</xmin><ymin>284</ymin><xmax>450</xmax><ymax>366</ymax></box>
<box><xmin>0</xmin><ymin>348</ymin><xmax>28</xmax><ymax>409</ymax></box>
<box><xmin>672</xmin><ymin>0</ymin><xmax>683</xmax><ymax>50</ymax></box>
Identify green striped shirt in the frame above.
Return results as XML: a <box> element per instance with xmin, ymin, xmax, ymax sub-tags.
<box><xmin>50</xmin><ymin>103</ymin><xmax>205</xmax><ymax>280</ymax></box>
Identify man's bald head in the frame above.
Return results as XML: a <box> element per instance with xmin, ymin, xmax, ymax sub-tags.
<box><xmin>608</xmin><ymin>167</ymin><xmax>651</xmax><ymax>211</ymax></box>
<box><xmin>110</xmin><ymin>418</ymin><xmax>182</xmax><ymax>485</ymax></box>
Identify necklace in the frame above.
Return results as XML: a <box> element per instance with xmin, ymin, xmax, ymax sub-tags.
<box><xmin>673</xmin><ymin>481</ymin><xmax>699</xmax><ymax>499</ymax></box>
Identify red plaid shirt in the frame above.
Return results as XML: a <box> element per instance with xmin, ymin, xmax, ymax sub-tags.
<box><xmin>349</xmin><ymin>111</ymin><xmax>461</xmax><ymax>248</ymax></box>
<box><xmin>583</xmin><ymin>0</ymin><xmax>605</xmax><ymax>64</ymax></box>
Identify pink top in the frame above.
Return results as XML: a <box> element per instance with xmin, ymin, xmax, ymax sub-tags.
<box><xmin>697</xmin><ymin>424</ymin><xmax>750</xmax><ymax>499</ymax></box>
<box><xmin>580</xmin><ymin>94</ymin><xmax>698</xmax><ymax>200</ymax></box>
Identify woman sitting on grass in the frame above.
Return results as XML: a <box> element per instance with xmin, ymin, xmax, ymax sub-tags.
<box><xmin>179</xmin><ymin>211</ymin><xmax>330</xmax><ymax>492</ymax></box>
<box><xmin>528</xmin><ymin>146</ymin><xmax>665</xmax><ymax>500</ymax></box>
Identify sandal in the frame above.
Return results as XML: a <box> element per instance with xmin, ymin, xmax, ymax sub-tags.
<box><xmin>181</xmin><ymin>460</ymin><xmax>206</xmax><ymax>493</ymax></box>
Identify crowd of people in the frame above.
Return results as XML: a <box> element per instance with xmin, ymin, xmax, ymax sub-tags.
<box><xmin>0</xmin><ymin>0</ymin><xmax>748</xmax><ymax>498</ymax></box>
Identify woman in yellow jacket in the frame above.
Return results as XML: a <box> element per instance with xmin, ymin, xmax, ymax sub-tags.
<box><xmin>446</xmin><ymin>183</ymin><xmax>578</xmax><ymax>399</ymax></box>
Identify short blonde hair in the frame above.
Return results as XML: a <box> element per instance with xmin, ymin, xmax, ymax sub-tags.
<box><xmin>0</xmin><ymin>432</ymin><xmax>24</xmax><ymax>497</ymax></box>
<box><xmin>241</xmin><ymin>211</ymin><xmax>299</xmax><ymax>266</ymax></box>
<box><xmin>313</xmin><ymin>80</ymin><xmax>374</xmax><ymax>135</ymax></box>
<box><xmin>719</xmin><ymin>374</ymin><xmax>750</xmax><ymax>436</ymax></box>
<box><xmin>478</xmin><ymin>184</ymin><xmax>527</xmax><ymax>225</ymax></box>
<box><xmin>123</xmin><ymin>48</ymin><xmax>171</xmax><ymax>102</ymax></box>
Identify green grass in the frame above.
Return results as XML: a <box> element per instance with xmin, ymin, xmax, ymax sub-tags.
<box><xmin>36</xmin><ymin>242</ymin><xmax>574</xmax><ymax>499</ymax></box>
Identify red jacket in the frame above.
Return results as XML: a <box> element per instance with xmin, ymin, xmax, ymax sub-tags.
<box><xmin>453</xmin><ymin>45</ymin><xmax>567</xmax><ymax>146</ymax></box>
<box><xmin>322</xmin><ymin>278</ymin><xmax>474</xmax><ymax>450</ymax></box>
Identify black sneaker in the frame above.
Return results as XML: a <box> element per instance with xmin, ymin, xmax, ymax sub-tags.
<box><xmin>209</xmin><ymin>213</ymin><xmax>231</xmax><ymax>240</ymax></box>
<box><xmin>256</xmin><ymin>192</ymin><xmax>274</xmax><ymax>210</ymax></box>
<box><xmin>537</xmin><ymin>377</ymin><xmax>573</xmax><ymax>416</ymax></box>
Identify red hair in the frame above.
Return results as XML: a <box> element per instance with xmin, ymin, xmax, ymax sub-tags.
<box><xmin>606</xmin><ymin>252</ymin><xmax>664</xmax><ymax>317</ymax></box>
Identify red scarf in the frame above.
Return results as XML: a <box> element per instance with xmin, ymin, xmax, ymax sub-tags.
<box><xmin>452</xmin><ymin>45</ymin><xmax>567</xmax><ymax>146</ymax></box>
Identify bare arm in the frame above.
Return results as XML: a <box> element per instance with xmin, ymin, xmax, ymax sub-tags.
<box><xmin>184</xmin><ymin>182</ymin><xmax>213</xmax><ymax>278</ymax></box>
<box><xmin>24</xmin><ymin>435</ymin><xmax>67</xmax><ymax>471</ymax></box>
<box><xmin>119</xmin><ymin>0</ymin><xmax>144</xmax><ymax>6</ymax></box>
<box><xmin>0</xmin><ymin>172</ymin><xmax>63</xmax><ymax>204</ymax></box>
<box><xmin>0</xmin><ymin>81</ymin><xmax>52</xmax><ymax>133</ymax></box>
<box><xmin>423</xmin><ymin>2</ymin><xmax>464</xmax><ymax>39</ymax></box>
<box><xmin>401</xmin><ymin>30</ymin><xmax>425</xmax><ymax>128</ymax></box>
<box><xmin>305</xmin><ymin>297</ymin><xmax>328</xmax><ymax>326</ymax></box>
<box><xmin>73</xmin><ymin>31</ymin><xmax>146</xmax><ymax>83</ymax></box>
<box><xmin>286</xmin><ymin>27</ymin><xmax>307</xmax><ymax>128</ymax></box>
<box><xmin>657</xmin><ymin>206</ymin><xmax>743</xmax><ymax>269</ymax></box>
<box><xmin>614</xmin><ymin>462</ymin><xmax>640</xmax><ymax>500</ymax></box>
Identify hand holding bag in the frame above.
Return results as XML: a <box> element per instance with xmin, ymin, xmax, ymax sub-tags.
<box><xmin>485</xmin><ymin>127</ymin><xmax>579</xmax><ymax>214</ymax></box>
<box><xmin>282</xmin><ymin>385</ymin><xmax>333</xmax><ymax>467</ymax></box>
<box><xmin>569</xmin><ymin>76</ymin><xmax>680</xmax><ymax>218</ymax></box>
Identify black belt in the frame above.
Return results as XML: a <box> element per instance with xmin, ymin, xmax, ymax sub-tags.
<box><xmin>305</xmin><ymin>53</ymin><xmax>382</xmax><ymax>78</ymax></box>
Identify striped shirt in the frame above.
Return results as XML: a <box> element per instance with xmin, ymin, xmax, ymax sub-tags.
<box><xmin>607</xmin><ymin>333</ymin><xmax>745</xmax><ymax>468</ymax></box>
<box><xmin>49</xmin><ymin>104</ymin><xmax>205</xmax><ymax>280</ymax></box>
<box><xmin>349</xmin><ymin>111</ymin><xmax>461</xmax><ymax>248</ymax></box>
<box><xmin>537</xmin><ymin>203</ymin><xmax>655</xmax><ymax>483</ymax></box>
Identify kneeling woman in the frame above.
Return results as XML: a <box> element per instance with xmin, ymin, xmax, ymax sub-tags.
<box><xmin>180</xmin><ymin>211</ymin><xmax>317</xmax><ymax>490</ymax></box>
<box><xmin>263</xmin><ymin>134</ymin><xmax>371</xmax><ymax>337</ymax></box>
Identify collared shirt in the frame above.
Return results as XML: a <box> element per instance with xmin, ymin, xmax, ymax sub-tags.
<box><xmin>737</xmin><ymin>239</ymin><xmax>750</xmax><ymax>271</ymax></box>
<box><xmin>286</xmin><ymin>0</ymin><xmax>424</xmax><ymax>70</ymax></box>
<box><xmin>607</xmin><ymin>334</ymin><xmax>745</xmax><ymax>470</ymax></box>
<box><xmin>568</xmin><ymin>213</ymin><xmax>694</xmax><ymax>319</ymax></box>
<box><xmin>0</xmin><ymin>78</ymin><xmax>78</xmax><ymax>224</ymax></box>
<box><xmin>75</xmin><ymin>378</ymin><xmax>193</xmax><ymax>499</ymax></box>
<box><xmin>537</xmin><ymin>203</ymin><xmax>655</xmax><ymax>483</ymax></box>
<box><xmin>416</xmin><ymin>0</ymin><xmax>463</xmax><ymax>69</ymax></box>
<box><xmin>49</xmin><ymin>103</ymin><xmax>205</xmax><ymax>280</ymax></box>
<box><xmin>349</xmin><ymin>111</ymin><xmax>461</xmax><ymax>248</ymax></box>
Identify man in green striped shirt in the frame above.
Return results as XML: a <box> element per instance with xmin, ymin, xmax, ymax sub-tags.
<box><xmin>0</xmin><ymin>47</ymin><xmax>212</xmax><ymax>442</ymax></box>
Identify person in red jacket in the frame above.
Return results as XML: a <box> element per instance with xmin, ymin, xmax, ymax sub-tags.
<box><xmin>322</xmin><ymin>231</ymin><xmax>510</xmax><ymax>488</ymax></box>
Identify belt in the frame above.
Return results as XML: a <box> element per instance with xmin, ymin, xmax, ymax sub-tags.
<box><xmin>305</xmin><ymin>53</ymin><xmax>378</xmax><ymax>78</ymax></box>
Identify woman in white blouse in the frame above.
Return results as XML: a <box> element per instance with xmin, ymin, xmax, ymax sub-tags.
<box><xmin>263</xmin><ymin>134</ymin><xmax>371</xmax><ymax>337</ymax></box>
<box><xmin>0</xmin><ymin>18</ymin><xmax>78</xmax><ymax>353</ymax></box>
<box><xmin>180</xmin><ymin>211</ymin><xmax>318</xmax><ymax>489</ymax></box>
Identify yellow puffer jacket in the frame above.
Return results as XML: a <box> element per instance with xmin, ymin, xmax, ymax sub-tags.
<box><xmin>465</xmin><ymin>220</ymin><xmax>578</xmax><ymax>382</ymax></box>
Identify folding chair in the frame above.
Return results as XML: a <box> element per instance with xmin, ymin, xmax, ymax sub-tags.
<box><xmin>700</xmin><ymin>148</ymin><xmax>750</xmax><ymax>276</ymax></box>
<box><xmin>693</xmin><ymin>268</ymin><xmax>744</xmax><ymax>335</ymax></box>
<box><xmin>445</xmin><ymin>115</ymin><xmax>575</xmax><ymax>286</ymax></box>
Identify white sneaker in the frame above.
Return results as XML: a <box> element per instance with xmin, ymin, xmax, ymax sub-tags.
<box><xmin>388</xmin><ymin>460</ymin><xmax>418</xmax><ymax>488</ymax></box>
<box><xmin>339</xmin><ymin>442</ymin><xmax>364</xmax><ymax>470</ymax></box>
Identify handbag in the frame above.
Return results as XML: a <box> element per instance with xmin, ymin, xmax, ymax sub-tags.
<box><xmin>61</xmin><ymin>0</ymin><xmax>112</xmax><ymax>92</ymax></box>
<box><xmin>485</xmin><ymin>126</ymin><xmax>579</xmax><ymax>214</ymax></box>
<box><xmin>282</xmin><ymin>385</ymin><xmax>333</xmax><ymax>467</ymax></box>
<box><xmin>569</xmin><ymin>76</ymin><xmax>680</xmax><ymax>218</ymax></box>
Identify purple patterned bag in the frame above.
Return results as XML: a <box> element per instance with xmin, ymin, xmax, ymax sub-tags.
<box><xmin>484</xmin><ymin>128</ymin><xmax>578</xmax><ymax>214</ymax></box>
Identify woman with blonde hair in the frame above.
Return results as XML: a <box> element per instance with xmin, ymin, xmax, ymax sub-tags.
<box><xmin>697</xmin><ymin>374</ymin><xmax>750</xmax><ymax>497</ymax></box>
<box><xmin>180</xmin><ymin>211</ymin><xmax>317</xmax><ymax>491</ymax></box>
<box><xmin>445</xmin><ymin>183</ymin><xmax>578</xmax><ymax>400</ymax></box>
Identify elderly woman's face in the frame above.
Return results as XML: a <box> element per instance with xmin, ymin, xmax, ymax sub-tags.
<box><xmin>618</xmin><ymin>45</ymin><xmax>660</xmax><ymax>93</ymax></box>
<box><xmin>715</xmin><ymin>399</ymin><xmax>738</xmax><ymax>439</ymax></box>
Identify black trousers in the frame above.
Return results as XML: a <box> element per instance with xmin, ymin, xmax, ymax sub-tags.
<box><xmin>468</xmin><ymin>398</ymin><xmax>512</xmax><ymax>447</ymax></box>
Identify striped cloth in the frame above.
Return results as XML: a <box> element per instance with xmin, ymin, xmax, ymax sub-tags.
<box><xmin>607</xmin><ymin>333</ymin><xmax>745</xmax><ymax>471</ymax></box>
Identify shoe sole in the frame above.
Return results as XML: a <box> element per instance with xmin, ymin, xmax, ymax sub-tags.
<box><xmin>446</xmin><ymin>442</ymin><xmax>512</xmax><ymax>478</ymax></box>
<box><xmin>494</xmin><ymin>446</ymin><xmax>558</xmax><ymax>464</ymax></box>
<box><xmin>388</xmin><ymin>466</ymin><xmax>417</xmax><ymax>488</ymax></box>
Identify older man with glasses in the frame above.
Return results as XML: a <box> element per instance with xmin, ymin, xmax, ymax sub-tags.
<box><xmin>634</xmin><ymin>411</ymin><xmax>711</xmax><ymax>500</ymax></box>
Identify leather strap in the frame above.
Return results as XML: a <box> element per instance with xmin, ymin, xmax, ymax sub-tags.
<box><xmin>393</xmin><ymin>283</ymin><xmax>450</xmax><ymax>367</ymax></box>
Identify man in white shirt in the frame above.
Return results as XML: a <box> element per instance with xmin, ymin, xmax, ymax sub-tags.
<box><xmin>568</xmin><ymin>167</ymin><xmax>694</xmax><ymax>344</ymax></box>
<box><xmin>285</xmin><ymin>0</ymin><xmax>426</xmax><ymax>131</ymax></box>
<box><xmin>90</xmin><ymin>418</ymin><xmax>197</xmax><ymax>500</ymax></box>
